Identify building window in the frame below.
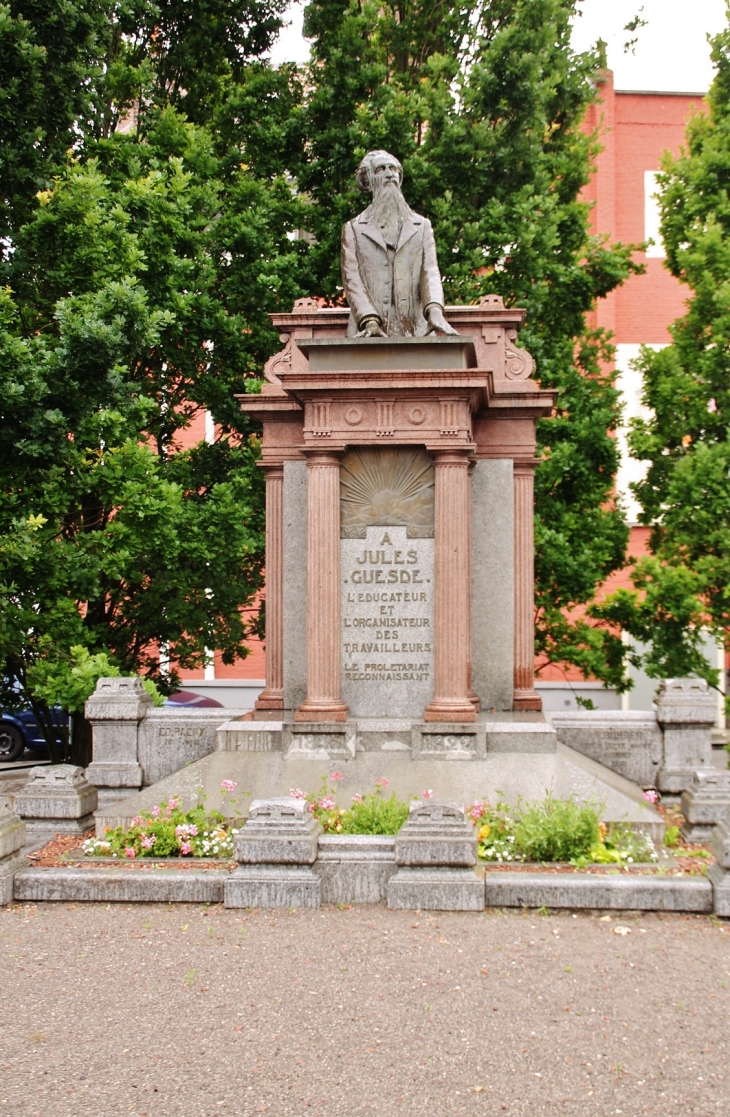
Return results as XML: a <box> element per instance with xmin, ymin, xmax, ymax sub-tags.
<box><xmin>644</xmin><ymin>171</ymin><xmax>665</xmax><ymax>258</ymax></box>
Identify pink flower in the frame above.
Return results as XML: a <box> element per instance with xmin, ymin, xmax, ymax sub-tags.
<box><xmin>179</xmin><ymin>841</ymin><xmax>192</xmax><ymax>856</ymax></box>
<box><xmin>330</xmin><ymin>771</ymin><xmax>344</xmax><ymax>782</ymax></box>
<box><xmin>352</xmin><ymin>793</ymin><xmax>363</xmax><ymax>804</ymax></box>
<box><xmin>375</xmin><ymin>777</ymin><xmax>389</xmax><ymax>788</ymax></box>
<box><xmin>308</xmin><ymin>803</ymin><xmax>316</xmax><ymax>814</ymax></box>
<box><xmin>708</xmin><ymin>397</ymin><xmax>717</xmax><ymax>412</ymax></box>
<box><xmin>643</xmin><ymin>789</ymin><xmax>659</xmax><ymax>804</ymax></box>
<box><xmin>289</xmin><ymin>788</ymin><xmax>305</xmax><ymax>800</ymax></box>
<box><xmin>168</xmin><ymin>796</ymin><xmax>181</xmax><ymax>811</ymax></box>
<box><xmin>468</xmin><ymin>801</ymin><xmax>487</xmax><ymax>824</ymax></box>
<box><xmin>141</xmin><ymin>835</ymin><xmax>156</xmax><ymax>850</ymax></box>
<box><xmin>130</xmin><ymin>816</ymin><xmax>144</xmax><ymax>827</ymax></box>
<box><xmin>221</xmin><ymin>780</ymin><xmax>237</xmax><ymax>792</ymax></box>
<box><xmin>124</xmin><ymin>847</ymin><xmax>136</xmax><ymax>859</ymax></box>
<box><xmin>319</xmin><ymin>796</ymin><xmax>336</xmax><ymax>811</ymax></box>
<box><xmin>422</xmin><ymin>789</ymin><xmax>434</xmax><ymax>799</ymax></box>
<box><xmin>151</xmin><ymin>805</ymin><xmax>161</xmax><ymax>818</ymax></box>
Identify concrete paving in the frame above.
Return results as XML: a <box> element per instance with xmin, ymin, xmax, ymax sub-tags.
<box><xmin>0</xmin><ymin>903</ymin><xmax>728</xmax><ymax>1116</ymax></box>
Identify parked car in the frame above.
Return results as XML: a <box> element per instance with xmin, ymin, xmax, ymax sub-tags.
<box><xmin>0</xmin><ymin>689</ymin><xmax>222</xmax><ymax>762</ymax></box>
<box><xmin>163</xmin><ymin>689</ymin><xmax>223</xmax><ymax>709</ymax></box>
<box><xmin>0</xmin><ymin>708</ymin><xmax>68</xmax><ymax>763</ymax></box>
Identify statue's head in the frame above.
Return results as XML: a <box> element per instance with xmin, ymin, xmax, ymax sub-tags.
<box><xmin>355</xmin><ymin>150</ymin><xmax>403</xmax><ymax>196</ymax></box>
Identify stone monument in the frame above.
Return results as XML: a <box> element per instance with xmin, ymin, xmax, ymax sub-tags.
<box><xmin>242</xmin><ymin>149</ymin><xmax>555</xmax><ymax>732</ymax></box>
<box><xmin>95</xmin><ymin>151</ymin><xmax>664</xmax><ymax>848</ymax></box>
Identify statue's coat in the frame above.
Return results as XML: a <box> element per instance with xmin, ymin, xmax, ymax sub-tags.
<box><xmin>341</xmin><ymin>208</ymin><xmax>445</xmax><ymax>337</ymax></box>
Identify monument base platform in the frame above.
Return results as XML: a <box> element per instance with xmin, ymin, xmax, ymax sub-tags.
<box><xmin>94</xmin><ymin>713</ymin><xmax>664</xmax><ymax>843</ymax></box>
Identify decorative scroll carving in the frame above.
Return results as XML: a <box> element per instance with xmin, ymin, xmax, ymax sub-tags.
<box><xmin>263</xmin><ymin>333</ymin><xmax>291</xmax><ymax>386</ymax></box>
<box><xmin>340</xmin><ymin>447</ymin><xmax>434</xmax><ymax>538</ymax></box>
<box><xmin>504</xmin><ymin>328</ymin><xmax>534</xmax><ymax>381</ymax></box>
<box><xmin>479</xmin><ymin>293</ymin><xmax>505</xmax><ymax>309</ymax></box>
<box><xmin>293</xmin><ymin>297</ymin><xmax>321</xmax><ymax>312</ymax></box>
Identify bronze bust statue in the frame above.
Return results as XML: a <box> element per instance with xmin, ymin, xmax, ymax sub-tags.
<box><xmin>341</xmin><ymin>150</ymin><xmax>457</xmax><ymax>338</ymax></box>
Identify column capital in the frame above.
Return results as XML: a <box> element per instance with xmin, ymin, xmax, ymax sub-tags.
<box><xmin>301</xmin><ymin>447</ymin><xmax>344</xmax><ymax>463</ymax></box>
<box><xmin>430</xmin><ymin>448</ymin><xmax>472</xmax><ymax>466</ymax></box>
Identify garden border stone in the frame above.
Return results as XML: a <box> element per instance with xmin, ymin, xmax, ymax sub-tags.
<box><xmin>13</xmin><ymin>865</ymin><xmax>227</xmax><ymax>904</ymax></box>
<box><xmin>484</xmin><ymin>871</ymin><xmax>713</xmax><ymax>912</ymax></box>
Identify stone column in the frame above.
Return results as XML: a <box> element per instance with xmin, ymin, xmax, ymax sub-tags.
<box><xmin>513</xmin><ymin>461</ymin><xmax>541</xmax><ymax>711</ymax></box>
<box><xmin>467</xmin><ymin>458</ymin><xmax>480</xmax><ymax>711</ymax></box>
<box><xmin>425</xmin><ymin>449</ymin><xmax>476</xmax><ymax>723</ymax></box>
<box><xmin>255</xmin><ymin>465</ymin><xmax>285</xmax><ymax>711</ymax></box>
<box><xmin>85</xmin><ymin>677</ymin><xmax>151</xmax><ymax>795</ymax></box>
<box><xmin>295</xmin><ymin>451</ymin><xmax>348</xmax><ymax>722</ymax></box>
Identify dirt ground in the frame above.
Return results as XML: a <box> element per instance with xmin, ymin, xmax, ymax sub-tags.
<box><xmin>1</xmin><ymin>902</ymin><xmax>729</xmax><ymax>1116</ymax></box>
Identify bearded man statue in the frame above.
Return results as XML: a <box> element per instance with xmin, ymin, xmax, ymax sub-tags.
<box><xmin>341</xmin><ymin>150</ymin><xmax>458</xmax><ymax>338</ymax></box>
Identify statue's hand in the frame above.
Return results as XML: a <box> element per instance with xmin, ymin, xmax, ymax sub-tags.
<box><xmin>426</xmin><ymin>306</ymin><xmax>458</xmax><ymax>336</ymax></box>
<box><xmin>356</xmin><ymin>316</ymin><xmax>387</xmax><ymax>338</ymax></box>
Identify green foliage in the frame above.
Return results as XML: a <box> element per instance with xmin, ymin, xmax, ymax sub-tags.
<box><xmin>512</xmin><ymin>793</ymin><xmax>601</xmax><ymax>863</ymax></box>
<box><xmin>613</xmin><ymin>15</ymin><xmax>730</xmax><ymax>686</ymax></box>
<box><xmin>664</xmin><ymin>825</ymin><xmax>681</xmax><ymax>848</ymax></box>
<box><xmin>471</xmin><ymin>793</ymin><xmax>655</xmax><ymax>864</ymax></box>
<box><xmin>0</xmin><ymin>0</ymin><xmax>310</xmax><ymax>756</ymax></box>
<box><xmin>297</xmin><ymin>0</ymin><xmax>641</xmax><ymax>684</ymax></box>
<box><xmin>304</xmin><ymin>774</ymin><xmax>410</xmax><ymax>833</ymax></box>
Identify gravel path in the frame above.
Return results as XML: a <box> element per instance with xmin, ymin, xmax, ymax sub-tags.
<box><xmin>1</xmin><ymin>903</ymin><xmax>729</xmax><ymax>1116</ymax></box>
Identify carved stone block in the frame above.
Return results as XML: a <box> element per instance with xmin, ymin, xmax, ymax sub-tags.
<box><xmin>233</xmin><ymin>798</ymin><xmax>321</xmax><ymax>865</ymax></box>
<box><xmin>15</xmin><ymin>765</ymin><xmax>98</xmax><ymax>833</ymax></box>
<box><xmin>0</xmin><ymin>797</ymin><xmax>26</xmax><ymax>861</ymax></box>
<box><xmin>412</xmin><ymin>725</ymin><xmax>486</xmax><ymax>761</ymax></box>
<box><xmin>680</xmin><ymin>770</ymin><xmax>730</xmax><ymax>842</ymax></box>
<box><xmin>394</xmin><ymin>800</ymin><xmax>477</xmax><ymax>867</ymax></box>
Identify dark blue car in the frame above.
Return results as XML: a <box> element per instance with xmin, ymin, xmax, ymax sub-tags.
<box><xmin>0</xmin><ymin>707</ymin><xmax>67</xmax><ymax>763</ymax></box>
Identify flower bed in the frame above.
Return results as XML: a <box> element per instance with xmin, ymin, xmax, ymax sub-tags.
<box><xmin>468</xmin><ymin>793</ymin><xmax>661</xmax><ymax>868</ymax></box>
<box><xmin>82</xmin><ymin>782</ymin><xmax>244</xmax><ymax>860</ymax></box>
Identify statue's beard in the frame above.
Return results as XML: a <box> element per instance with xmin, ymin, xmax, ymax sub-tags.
<box><xmin>369</xmin><ymin>180</ymin><xmax>409</xmax><ymax>243</ymax></box>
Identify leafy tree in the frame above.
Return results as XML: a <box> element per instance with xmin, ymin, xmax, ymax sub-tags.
<box><xmin>596</xmin><ymin>16</ymin><xmax>730</xmax><ymax>691</ymax></box>
<box><xmin>297</xmin><ymin>0</ymin><xmax>641</xmax><ymax>685</ymax></box>
<box><xmin>0</xmin><ymin>1</ymin><xmax>309</xmax><ymax>761</ymax></box>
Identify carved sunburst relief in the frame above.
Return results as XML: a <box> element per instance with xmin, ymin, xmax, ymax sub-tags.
<box><xmin>340</xmin><ymin>447</ymin><xmax>434</xmax><ymax>538</ymax></box>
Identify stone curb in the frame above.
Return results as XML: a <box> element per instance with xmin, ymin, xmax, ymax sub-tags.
<box><xmin>484</xmin><ymin>872</ymin><xmax>713</xmax><ymax>913</ymax></box>
<box><xmin>13</xmin><ymin>866</ymin><xmax>227</xmax><ymax>904</ymax></box>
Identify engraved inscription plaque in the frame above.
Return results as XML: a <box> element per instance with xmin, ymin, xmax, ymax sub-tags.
<box><xmin>341</xmin><ymin>447</ymin><xmax>435</xmax><ymax>717</ymax></box>
<box><xmin>341</xmin><ymin>526</ymin><xmax>434</xmax><ymax>718</ymax></box>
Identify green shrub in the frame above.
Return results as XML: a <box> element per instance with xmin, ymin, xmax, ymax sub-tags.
<box><xmin>300</xmin><ymin>775</ymin><xmax>410</xmax><ymax>834</ymax></box>
<box><xmin>513</xmin><ymin>794</ymin><xmax>601</xmax><ymax>862</ymax></box>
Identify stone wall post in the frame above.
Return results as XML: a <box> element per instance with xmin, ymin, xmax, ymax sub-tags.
<box><xmin>295</xmin><ymin>450</ymin><xmax>348</xmax><ymax>722</ymax></box>
<box><xmin>255</xmin><ymin>464</ymin><xmax>285</xmax><ymax>711</ymax></box>
<box><xmin>425</xmin><ymin>449</ymin><xmax>476</xmax><ymax>723</ymax></box>
<box><xmin>513</xmin><ymin>461</ymin><xmax>541</xmax><ymax>711</ymax></box>
<box><xmin>0</xmin><ymin>797</ymin><xmax>27</xmax><ymax>906</ymax></box>
<box><xmin>85</xmin><ymin>677</ymin><xmax>152</xmax><ymax>801</ymax></box>
<box><xmin>655</xmin><ymin>677</ymin><xmax>716</xmax><ymax>796</ymax></box>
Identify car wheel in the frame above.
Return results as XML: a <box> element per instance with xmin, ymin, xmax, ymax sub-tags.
<box><xmin>0</xmin><ymin>725</ymin><xmax>25</xmax><ymax>762</ymax></box>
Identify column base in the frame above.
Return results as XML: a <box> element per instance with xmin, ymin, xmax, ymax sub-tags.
<box><xmin>254</xmin><ymin>688</ymin><xmax>284</xmax><ymax>712</ymax></box>
<box><xmin>468</xmin><ymin>690</ymin><xmax>481</xmax><ymax>711</ymax></box>
<box><xmin>513</xmin><ymin>688</ymin><xmax>542</xmax><ymax>712</ymax></box>
<box><xmin>295</xmin><ymin>700</ymin><xmax>349</xmax><ymax>723</ymax></box>
<box><xmin>423</xmin><ymin>700</ymin><xmax>477</xmax><ymax>723</ymax></box>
